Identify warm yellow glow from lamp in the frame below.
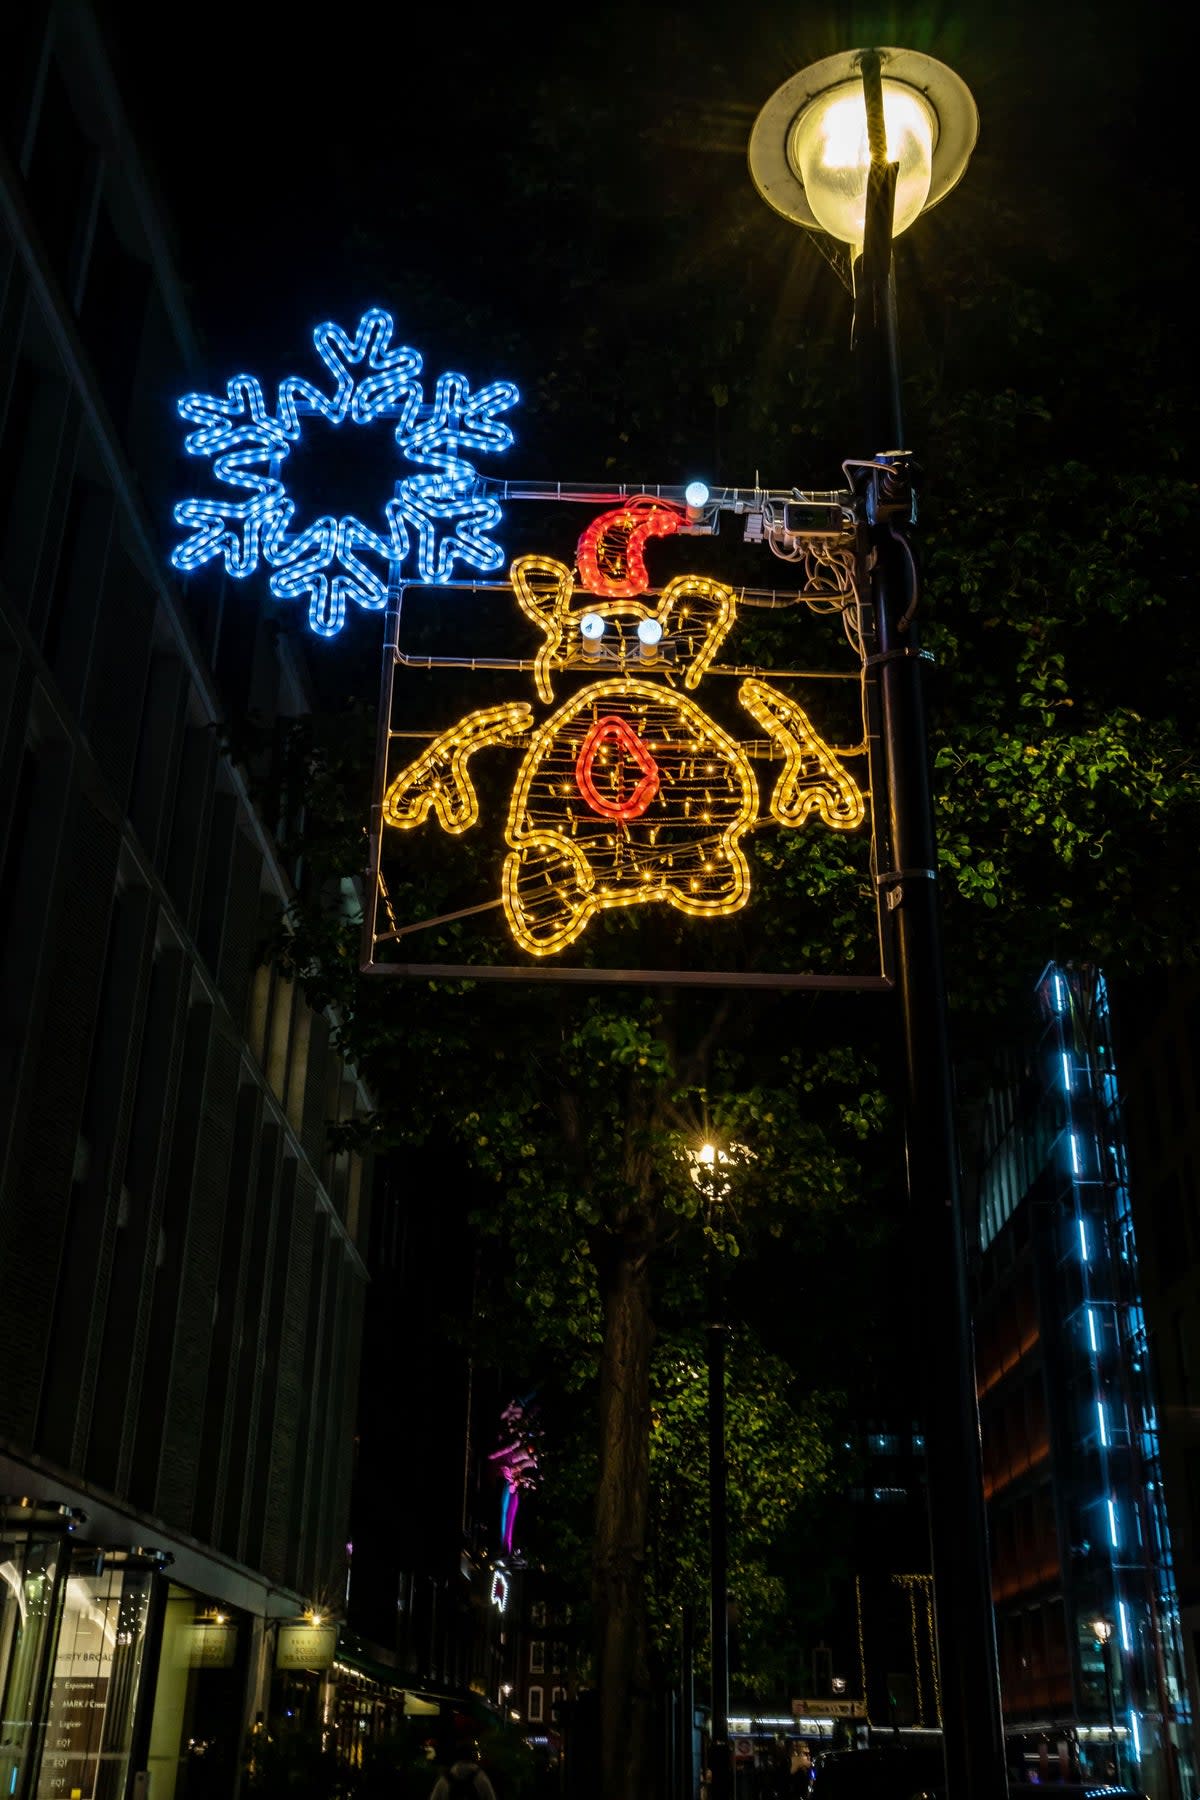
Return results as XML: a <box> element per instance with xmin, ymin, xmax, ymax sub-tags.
<box><xmin>748</xmin><ymin>47</ymin><xmax>978</xmax><ymax>247</ymax></box>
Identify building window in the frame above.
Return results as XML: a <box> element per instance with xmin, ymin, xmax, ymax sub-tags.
<box><xmin>528</xmin><ymin>1687</ymin><xmax>543</xmax><ymax>1722</ymax></box>
<box><xmin>551</xmin><ymin>1687</ymin><xmax>565</xmax><ymax>1721</ymax></box>
<box><xmin>530</xmin><ymin>1641</ymin><xmax>544</xmax><ymax>1673</ymax></box>
<box><xmin>530</xmin><ymin>1601</ymin><xmax>547</xmax><ymax>1628</ymax></box>
<box><xmin>1174</xmin><ymin>1310</ymin><xmax>1193</xmax><ymax>1406</ymax></box>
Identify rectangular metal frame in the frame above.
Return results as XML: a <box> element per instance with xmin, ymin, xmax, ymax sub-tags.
<box><xmin>361</xmin><ymin>575</ymin><xmax>895</xmax><ymax>990</ymax></box>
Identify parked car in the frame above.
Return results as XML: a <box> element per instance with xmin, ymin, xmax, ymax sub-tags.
<box><xmin>812</xmin><ymin>1743</ymin><xmax>1149</xmax><ymax>1799</ymax></box>
<box><xmin>1008</xmin><ymin>1788</ymin><xmax>1149</xmax><ymax>1799</ymax></box>
<box><xmin>811</xmin><ymin>1742</ymin><xmax>945</xmax><ymax>1798</ymax></box>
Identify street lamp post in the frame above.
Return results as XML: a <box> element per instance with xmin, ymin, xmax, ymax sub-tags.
<box><xmin>707</xmin><ymin>1244</ymin><xmax>731</xmax><ymax>1800</ymax></box>
<box><xmin>749</xmin><ymin>48</ymin><xmax>1007</xmax><ymax>1800</ymax></box>
<box><xmin>1093</xmin><ymin>1618</ymin><xmax>1119</xmax><ymax>1780</ymax></box>
<box><xmin>688</xmin><ymin>1141</ymin><xmax>748</xmax><ymax>1800</ymax></box>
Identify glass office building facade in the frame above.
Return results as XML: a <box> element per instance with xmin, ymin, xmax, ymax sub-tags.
<box><xmin>975</xmin><ymin>960</ymin><xmax>1194</xmax><ymax>1794</ymax></box>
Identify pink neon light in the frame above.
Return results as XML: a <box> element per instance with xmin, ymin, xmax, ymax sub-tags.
<box><xmin>488</xmin><ymin>1399</ymin><xmax>539</xmax><ymax>1555</ymax></box>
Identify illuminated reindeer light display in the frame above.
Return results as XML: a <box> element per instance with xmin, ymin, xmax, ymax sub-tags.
<box><xmin>381</xmin><ymin>499</ymin><xmax>865</xmax><ymax>957</ymax></box>
<box><xmin>166</xmin><ymin>309</ymin><xmax>870</xmax><ymax>971</ymax></box>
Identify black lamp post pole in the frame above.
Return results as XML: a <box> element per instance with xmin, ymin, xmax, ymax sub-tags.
<box><xmin>680</xmin><ymin>1603</ymin><xmax>696</xmax><ymax>1800</ymax></box>
<box><xmin>852</xmin><ymin>50</ymin><xmax>1007</xmax><ymax>1800</ymax></box>
<box><xmin>708</xmin><ymin>1246</ymin><xmax>732</xmax><ymax>1800</ymax></box>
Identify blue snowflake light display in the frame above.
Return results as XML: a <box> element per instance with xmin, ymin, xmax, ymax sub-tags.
<box><xmin>172</xmin><ymin>308</ymin><xmax>519</xmax><ymax>637</ymax></box>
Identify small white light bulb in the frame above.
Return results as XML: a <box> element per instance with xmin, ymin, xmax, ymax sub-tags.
<box><xmin>637</xmin><ymin>618</ymin><xmax>663</xmax><ymax>646</ymax></box>
<box><xmin>580</xmin><ymin>613</ymin><xmax>606</xmax><ymax>640</ymax></box>
<box><xmin>685</xmin><ymin>480</ymin><xmax>710</xmax><ymax>508</ymax></box>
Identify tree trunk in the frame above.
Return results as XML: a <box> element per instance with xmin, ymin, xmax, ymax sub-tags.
<box><xmin>593</xmin><ymin>1237</ymin><xmax>656</xmax><ymax>1799</ymax></box>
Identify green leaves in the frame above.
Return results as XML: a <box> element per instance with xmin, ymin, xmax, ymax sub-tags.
<box><xmin>643</xmin><ymin>1331</ymin><xmax>840</xmax><ymax>1671</ymax></box>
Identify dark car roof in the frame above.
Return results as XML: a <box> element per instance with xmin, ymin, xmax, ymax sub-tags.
<box><xmin>813</xmin><ymin>1744</ymin><xmax>945</xmax><ymax>1797</ymax></box>
<box><xmin>1008</xmin><ymin>1788</ymin><xmax>1148</xmax><ymax>1799</ymax></box>
<box><xmin>813</xmin><ymin>1747</ymin><xmax>1147</xmax><ymax>1800</ymax></box>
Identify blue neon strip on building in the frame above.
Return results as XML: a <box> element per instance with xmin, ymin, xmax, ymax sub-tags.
<box><xmin>978</xmin><ymin>962</ymin><xmax>1195</xmax><ymax>1792</ymax></box>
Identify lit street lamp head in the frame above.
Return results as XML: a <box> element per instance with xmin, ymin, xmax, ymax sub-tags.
<box><xmin>684</xmin><ymin>1139</ymin><xmax>755</xmax><ymax>1213</ymax></box>
<box><xmin>747</xmin><ymin>47</ymin><xmax>979</xmax><ymax>247</ymax></box>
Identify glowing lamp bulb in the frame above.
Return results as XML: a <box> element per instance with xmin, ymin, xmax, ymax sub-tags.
<box><xmin>637</xmin><ymin>618</ymin><xmax>663</xmax><ymax>646</ymax></box>
<box><xmin>698</xmin><ymin>1143</ymin><xmax>716</xmax><ymax>1165</ymax></box>
<box><xmin>684</xmin><ymin>480</ymin><xmax>710</xmax><ymax>508</ymax></box>
<box><xmin>788</xmin><ymin>78</ymin><xmax>935</xmax><ymax>246</ymax></box>
<box><xmin>580</xmin><ymin>613</ymin><xmax>606</xmax><ymax>640</ymax></box>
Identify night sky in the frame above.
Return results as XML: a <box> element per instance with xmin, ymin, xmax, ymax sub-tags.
<box><xmin>101</xmin><ymin>0</ymin><xmax>1193</xmax><ymax>482</ymax></box>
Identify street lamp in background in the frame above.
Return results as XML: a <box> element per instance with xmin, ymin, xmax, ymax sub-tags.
<box><xmin>749</xmin><ymin>48</ymin><xmax>1008</xmax><ymax>1800</ymax></box>
<box><xmin>1092</xmin><ymin>1618</ymin><xmax>1119</xmax><ymax>1780</ymax></box>
<box><xmin>687</xmin><ymin>1140</ymin><xmax>752</xmax><ymax>1800</ymax></box>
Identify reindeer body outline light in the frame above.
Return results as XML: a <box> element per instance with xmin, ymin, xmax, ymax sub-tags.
<box><xmin>382</xmin><ymin>502</ymin><xmax>866</xmax><ymax>956</ymax></box>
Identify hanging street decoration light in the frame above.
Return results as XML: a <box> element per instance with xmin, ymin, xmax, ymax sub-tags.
<box><xmin>171</xmin><ymin>308</ymin><xmax>885</xmax><ymax>987</ymax></box>
<box><xmin>381</xmin><ymin>517</ymin><xmax>865</xmax><ymax>958</ymax></box>
<box><xmin>171</xmin><ymin>307</ymin><xmax>519</xmax><ymax>637</ymax></box>
<box><xmin>171</xmin><ymin>314</ymin><xmax>877</xmax><ymax>984</ymax></box>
